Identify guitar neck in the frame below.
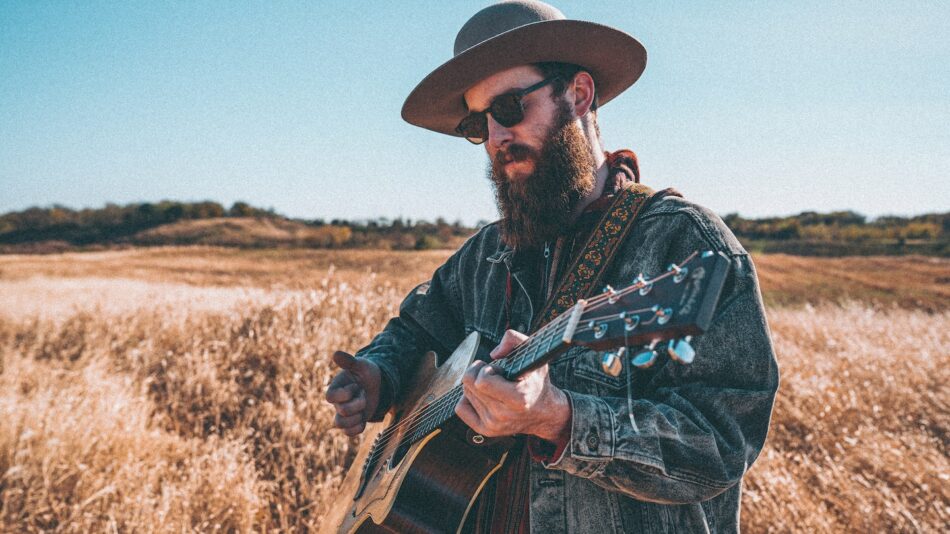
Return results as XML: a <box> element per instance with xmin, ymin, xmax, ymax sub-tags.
<box><xmin>495</xmin><ymin>303</ymin><xmax>583</xmax><ymax>378</ymax></box>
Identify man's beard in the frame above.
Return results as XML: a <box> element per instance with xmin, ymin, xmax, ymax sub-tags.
<box><xmin>488</xmin><ymin>104</ymin><xmax>596</xmax><ymax>250</ymax></box>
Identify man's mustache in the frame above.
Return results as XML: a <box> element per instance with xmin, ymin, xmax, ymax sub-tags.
<box><xmin>494</xmin><ymin>143</ymin><xmax>537</xmax><ymax>166</ymax></box>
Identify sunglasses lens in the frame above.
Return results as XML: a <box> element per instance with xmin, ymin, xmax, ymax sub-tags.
<box><xmin>456</xmin><ymin>113</ymin><xmax>487</xmax><ymax>144</ymax></box>
<box><xmin>490</xmin><ymin>94</ymin><xmax>523</xmax><ymax>127</ymax></box>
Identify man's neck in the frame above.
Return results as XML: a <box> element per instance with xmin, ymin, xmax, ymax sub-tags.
<box><xmin>572</xmin><ymin>146</ymin><xmax>608</xmax><ymax>219</ymax></box>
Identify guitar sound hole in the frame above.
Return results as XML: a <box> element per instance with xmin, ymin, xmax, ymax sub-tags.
<box><xmin>389</xmin><ymin>438</ymin><xmax>411</xmax><ymax>470</ymax></box>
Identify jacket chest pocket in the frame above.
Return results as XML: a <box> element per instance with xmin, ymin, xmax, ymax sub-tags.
<box><xmin>562</xmin><ymin>347</ymin><xmax>628</xmax><ymax>395</ymax></box>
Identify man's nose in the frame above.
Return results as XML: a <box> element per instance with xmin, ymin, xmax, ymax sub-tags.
<box><xmin>486</xmin><ymin>114</ymin><xmax>513</xmax><ymax>150</ymax></box>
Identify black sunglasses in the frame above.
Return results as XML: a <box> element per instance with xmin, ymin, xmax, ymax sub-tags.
<box><xmin>455</xmin><ymin>76</ymin><xmax>560</xmax><ymax>144</ymax></box>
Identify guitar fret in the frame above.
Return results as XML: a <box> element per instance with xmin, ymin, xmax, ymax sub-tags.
<box><xmin>526</xmin><ymin>324</ymin><xmax>552</xmax><ymax>369</ymax></box>
<box><xmin>509</xmin><ymin>342</ymin><xmax>532</xmax><ymax>376</ymax></box>
<box><xmin>547</xmin><ymin>323</ymin><xmax>564</xmax><ymax>353</ymax></box>
<box><xmin>512</xmin><ymin>320</ymin><xmax>560</xmax><ymax>376</ymax></box>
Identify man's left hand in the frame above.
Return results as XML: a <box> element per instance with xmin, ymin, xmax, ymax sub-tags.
<box><xmin>454</xmin><ymin>329</ymin><xmax>571</xmax><ymax>441</ymax></box>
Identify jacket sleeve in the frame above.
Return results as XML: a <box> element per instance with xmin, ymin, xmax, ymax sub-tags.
<box><xmin>542</xmin><ymin>216</ymin><xmax>780</xmax><ymax>504</ymax></box>
<box><xmin>353</xmin><ymin>246</ymin><xmax>467</xmax><ymax>415</ymax></box>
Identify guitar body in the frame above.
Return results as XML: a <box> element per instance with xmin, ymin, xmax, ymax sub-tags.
<box><xmin>322</xmin><ymin>332</ymin><xmax>512</xmax><ymax>534</ymax></box>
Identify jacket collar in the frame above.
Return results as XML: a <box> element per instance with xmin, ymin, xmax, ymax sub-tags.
<box><xmin>486</xmin><ymin>247</ymin><xmax>514</xmax><ymax>265</ymax></box>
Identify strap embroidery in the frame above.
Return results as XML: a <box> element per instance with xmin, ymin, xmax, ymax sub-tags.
<box><xmin>532</xmin><ymin>183</ymin><xmax>656</xmax><ymax>329</ymax></box>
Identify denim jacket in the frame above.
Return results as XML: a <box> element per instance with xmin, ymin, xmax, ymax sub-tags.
<box><xmin>356</xmin><ymin>194</ymin><xmax>780</xmax><ymax>533</ymax></box>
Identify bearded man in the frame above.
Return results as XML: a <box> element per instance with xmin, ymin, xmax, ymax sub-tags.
<box><xmin>325</xmin><ymin>1</ymin><xmax>779</xmax><ymax>532</ymax></box>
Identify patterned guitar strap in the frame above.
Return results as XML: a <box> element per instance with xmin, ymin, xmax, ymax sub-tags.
<box><xmin>533</xmin><ymin>181</ymin><xmax>659</xmax><ymax>330</ymax></box>
<box><xmin>477</xmin><ymin>181</ymin><xmax>677</xmax><ymax>534</ymax></box>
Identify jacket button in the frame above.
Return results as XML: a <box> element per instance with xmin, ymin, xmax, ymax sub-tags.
<box><xmin>586</xmin><ymin>433</ymin><xmax>599</xmax><ymax>450</ymax></box>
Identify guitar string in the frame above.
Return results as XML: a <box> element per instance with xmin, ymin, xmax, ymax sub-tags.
<box><xmin>366</xmin><ymin>302</ymin><xmax>660</xmax><ymax>462</ymax></box>
<box><xmin>366</xmin><ymin>334</ymin><xmax>548</xmax><ymax>462</ymax></box>
<box><xmin>370</xmin><ymin>315</ymin><xmax>575</xmax><ymax>460</ymax></box>
<box><xmin>367</xmin><ymin>310</ymin><xmax>570</xmax><ymax>450</ymax></box>
<box><xmin>370</xmin><ymin>310</ymin><xmax>569</xmax><ymax>449</ymax></box>
<box><xmin>363</xmin><ymin>261</ymin><xmax>692</xmax><ymax>461</ymax></box>
<box><xmin>369</xmin><ymin>302</ymin><xmax>659</xmax><ymax>455</ymax></box>
<box><xmin>365</xmin><ymin>312</ymin><xmax>571</xmax><ymax>462</ymax></box>
<box><xmin>365</xmin><ymin>309</ymin><xmax>644</xmax><ymax>463</ymax></box>
<box><xmin>366</xmin><ymin>279</ymin><xmax>676</xmax><ymax>461</ymax></box>
<box><xmin>363</xmin><ymin>255</ymin><xmax>698</xmax><ymax>460</ymax></box>
<box><xmin>394</xmin><ymin>322</ymin><xmax>563</xmax><ymax>446</ymax></box>
<box><xmin>570</xmin><ymin>306</ymin><xmax>663</xmax><ymax>326</ymax></box>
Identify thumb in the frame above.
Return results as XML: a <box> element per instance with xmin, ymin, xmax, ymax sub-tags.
<box><xmin>490</xmin><ymin>329</ymin><xmax>529</xmax><ymax>360</ymax></box>
<box><xmin>333</xmin><ymin>351</ymin><xmax>358</xmax><ymax>370</ymax></box>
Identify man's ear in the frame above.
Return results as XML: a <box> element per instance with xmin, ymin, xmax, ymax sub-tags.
<box><xmin>570</xmin><ymin>71</ymin><xmax>596</xmax><ymax>117</ymax></box>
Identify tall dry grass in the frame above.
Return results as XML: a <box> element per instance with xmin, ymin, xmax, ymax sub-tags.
<box><xmin>0</xmin><ymin>248</ymin><xmax>947</xmax><ymax>531</ymax></box>
<box><xmin>0</xmin><ymin>355</ymin><xmax>266</xmax><ymax>532</ymax></box>
<box><xmin>744</xmin><ymin>304</ymin><xmax>948</xmax><ymax>532</ymax></box>
<box><xmin>1</xmin><ymin>270</ymin><xmax>404</xmax><ymax>531</ymax></box>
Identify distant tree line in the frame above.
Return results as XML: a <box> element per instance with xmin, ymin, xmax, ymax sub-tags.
<box><xmin>0</xmin><ymin>202</ymin><xmax>946</xmax><ymax>256</ymax></box>
<box><xmin>0</xmin><ymin>201</ymin><xmax>276</xmax><ymax>246</ymax></box>
<box><xmin>723</xmin><ymin>210</ymin><xmax>947</xmax><ymax>256</ymax></box>
<box><xmin>307</xmin><ymin>217</ymin><xmax>483</xmax><ymax>250</ymax></box>
<box><xmin>0</xmin><ymin>201</ymin><xmax>482</xmax><ymax>252</ymax></box>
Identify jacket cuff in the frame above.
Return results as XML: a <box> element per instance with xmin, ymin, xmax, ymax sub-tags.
<box><xmin>359</xmin><ymin>355</ymin><xmax>397</xmax><ymax>422</ymax></box>
<box><xmin>540</xmin><ymin>390</ymin><xmax>614</xmax><ymax>478</ymax></box>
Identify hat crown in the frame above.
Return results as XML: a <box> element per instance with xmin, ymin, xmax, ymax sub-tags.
<box><xmin>454</xmin><ymin>1</ymin><xmax>566</xmax><ymax>56</ymax></box>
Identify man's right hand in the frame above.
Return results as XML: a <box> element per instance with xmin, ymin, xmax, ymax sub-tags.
<box><xmin>325</xmin><ymin>351</ymin><xmax>382</xmax><ymax>436</ymax></box>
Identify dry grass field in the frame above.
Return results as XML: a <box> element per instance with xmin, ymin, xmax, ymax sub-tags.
<box><xmin>0</xmin><ymin>247</ymin><xmax>947</xmax><ymax>532</ymax></box>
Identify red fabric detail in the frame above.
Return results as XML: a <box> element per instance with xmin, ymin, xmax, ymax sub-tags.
<box><xmin>526</xmin><ymin>431</ymin><xmax>570</xmax><ymax>463</ymax></box>
<box><xmin>505</xmin><ymin>271</ymin><xmax>513</xmax><ymax>331</ymax></box>
<box><xmin>605</xmin><ymin>148</ymin><xmax>640</xmax><ymax>184</ymax></box>
<box><xmin>487</xmin><ymin>443</ymin><xmax>531</xmax><ymax>534</ymax></box>
<box><xmin>582</xmin><ymin>149</ymin><xmax>640</xmax><ymax>213</ymax></box>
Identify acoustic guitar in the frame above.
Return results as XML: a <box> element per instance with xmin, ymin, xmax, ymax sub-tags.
<box><xmin>322</xmin><ymin>250</ymin><xmax>730</xmax><ymax>533</ymax></box>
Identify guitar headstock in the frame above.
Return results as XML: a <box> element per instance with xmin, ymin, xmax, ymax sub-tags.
<box><xmin>568</xmin><ymin>250</ymin><xmax>729</xmax><ymax>354</ymax></box>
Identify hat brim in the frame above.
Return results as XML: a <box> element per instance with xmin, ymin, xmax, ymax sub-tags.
<box><xmin>401</xmin><ymin>19</ymin><xmax>646</xmax><ymax>137</ymax></box>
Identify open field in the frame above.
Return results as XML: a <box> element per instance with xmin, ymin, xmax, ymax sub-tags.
<box><xmin>0</xmin><ymin>247</ymin><xmax>948</xmax><ymax>531</ymax></box>
<box><xmin>2</xmin><ymin>247</ymin><xmax>947</xmax><ymax>312</ymax></box>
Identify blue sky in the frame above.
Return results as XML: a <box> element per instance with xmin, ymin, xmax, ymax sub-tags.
<box><xmin>1</xmin><ymin>1</ymin><xmax>948</xmax><ymax>223</ymax></box>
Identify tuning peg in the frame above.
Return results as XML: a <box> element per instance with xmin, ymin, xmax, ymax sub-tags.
<box><xmin>667</xmin><ymin>263</ymin><xmax>689</xmax><ymax>283</ymax></box>
<box><xmin>631</xmin><ymin>339</ymin><xmax>660</xmax><ymax>369</ymax></box>
<box><xmin>651</xmin><ymin>305</ymin><xmax>673</xmax><ymax>325</ymax></box>
<box><xmin>601</xmin><ymin>347</ymin><xmax>626</xmax><ymax>377</ymax></box>
<box><xmin>587</xmin><ymin>320</ymin><xmax>609</xmax><ymax>339</ymax></box>
<box><xmin>602</xmin><ymin>284</ymin><xmax>619</xmax><ymax>303</ymax></box>
<box><xmin>631</xmin><ymin>348</ymin><xmax>658</xmax><ymax>369</ymax></box>
<box><xmin>619</xmin><ymin>311</ymin><xmax>640</xmax><ymax>331</ymax></box>
<box><xmin>633</xmin><ymin>273</ymin><xmax>653</xmax><ymax>295</ymax></box>
<box><xmin>667</xmin><ymin>336</ymin><xmax>695</xmax><ymax>364</ymax></box>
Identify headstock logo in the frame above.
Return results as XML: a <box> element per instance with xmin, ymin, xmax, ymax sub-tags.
<box><xmin>678</xmin><ymin>266</ymin><xmax>706</xmax><ymax>315</ymax></box>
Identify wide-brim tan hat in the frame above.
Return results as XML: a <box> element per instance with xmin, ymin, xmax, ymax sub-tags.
<box><xmin>402</xmin><ymin>0</ymin><xmax>646</xmax><ymax>137</ymax></box>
